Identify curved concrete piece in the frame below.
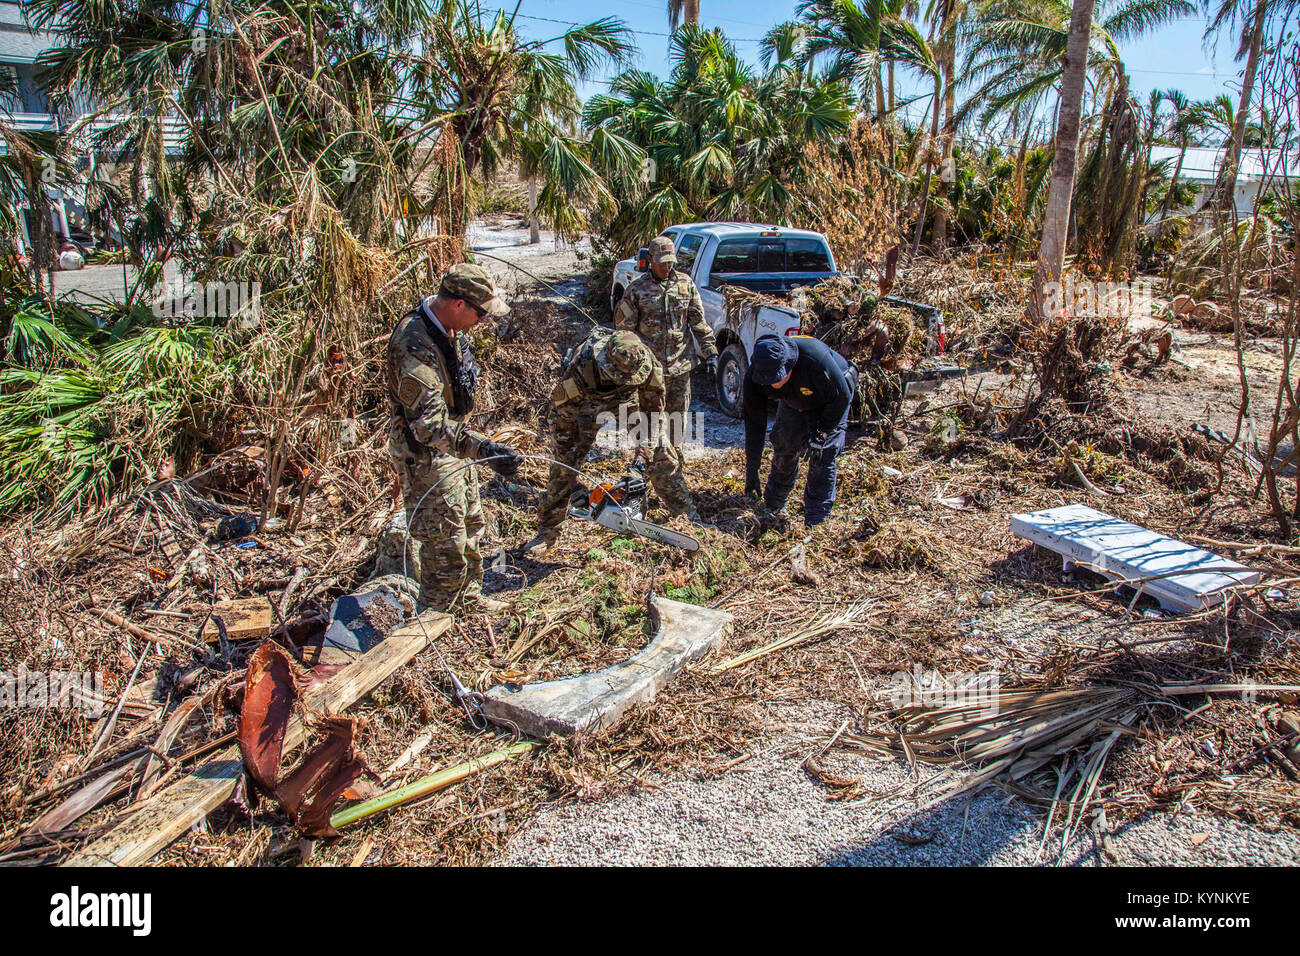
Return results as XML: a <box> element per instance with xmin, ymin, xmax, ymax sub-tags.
<box><xmin>483</xmin><ymin>595</ymin><xmax>731</xmax><ymax>738</ymax></box>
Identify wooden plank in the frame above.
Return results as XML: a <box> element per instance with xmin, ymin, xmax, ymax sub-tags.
<box><xmin>62</xmin><ymin>611</ymin><xmax>450</xmax><ymax>867</ymax></box>
<box><xmin>201</xmin><ymin>596</ymin><xmax>275</xmax><ymax>643</ymax></box>
<box><xmin>1011</xmin><ymin>504</ymin><xmax>1259</xmax><ymax>612</ymax></box>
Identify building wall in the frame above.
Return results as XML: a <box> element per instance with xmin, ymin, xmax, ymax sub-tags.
<box><xmin>1</xmin><ymin>0</ymin><xmax>58</xmax><ymax>112</ymax></box>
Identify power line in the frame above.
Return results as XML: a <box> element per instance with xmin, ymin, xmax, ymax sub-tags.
<box><xmin>492</xmin><ymin>9</ymin><xmax>764</xmax><ymax>42</ymax></box>
<box><xmin>1127</xmin><ymin>68</ymin><xmax>1236</xmax><ymax>77</ymax></box>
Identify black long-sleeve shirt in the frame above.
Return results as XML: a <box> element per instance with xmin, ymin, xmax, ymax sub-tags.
<box><xmin>743</xmin><ymin>336</ymin><xmax>855</xmax><ymax>485</ymax></box>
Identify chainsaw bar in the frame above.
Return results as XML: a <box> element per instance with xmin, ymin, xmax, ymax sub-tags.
<box><xmin>624</xmin><ymin>517</ymin><xmax>700</xmax><ymax>552</ymax></box>
<box><xmin>567</xmin><ymin>475</ymin><xmax>701</xmax><ymax>552</ymax></box>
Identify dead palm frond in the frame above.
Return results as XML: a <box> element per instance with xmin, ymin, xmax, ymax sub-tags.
<box><xmin>840</xmin><ymin>679</ymin><xmax>1300</xmax><ymax>861</ymax></box>
<box><xmin>711</xmin><ymin>601</ymin><xmax>874</xmax><ymax>672</ymax></box>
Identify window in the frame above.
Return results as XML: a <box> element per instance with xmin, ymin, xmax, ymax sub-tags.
<box><xmin>757</xmin><ymin>242</ymin><xmax>785</xmax><ymax>271</ymax></box>
<box><xmin>786</xmin><ymin>238</ymin><xmax>832</xmax><ymax>272</ymax></box>
<box><xmin>677</xmin><ymin>234</ymin><xmax>703</xmax><ymax>272</ymax></box>
<box><xmin>711</xmin><ymin>237</ymin><xmax>833</xmax><ymax>279</ymax></box>
<box><xmin>711</xmin><ymin>239</ymin><xmax>758</xmax><ymax>274</ymax></box>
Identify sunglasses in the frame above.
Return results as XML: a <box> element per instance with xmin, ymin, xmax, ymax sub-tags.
<box><xmin>462</xmin><ymin>298</ymin><xmax>488</xmax><ymax>319</ymax></box>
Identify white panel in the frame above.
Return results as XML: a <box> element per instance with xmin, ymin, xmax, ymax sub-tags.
<box><xmin>1011</xmin><ymin>504</ymin><xmax>1259</xmax><ymax>613</ymax></box>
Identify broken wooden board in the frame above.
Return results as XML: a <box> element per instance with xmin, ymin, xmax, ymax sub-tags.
<box><xmin>62</xmin><ymin>610</ymin><xmax>450</xmax><ymax>867</ymax></box>
<box><xmin>201</xmin><ymin>596</ymin><xmax>275</xmax><ymax>643</ymax></box>
<box><xmin>1011</xmin><ymin>504</ymin><xmax>1260</xmax><ymax>613</ymax></box>
<box><xmin>482</xmin><ymin>595</ymin><xmax>730</xmax><ymax>737</ymax></box>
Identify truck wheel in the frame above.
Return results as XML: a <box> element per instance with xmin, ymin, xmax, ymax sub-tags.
<box><xmin>715</xmin><ymin>343</ymin><xmax>748</xmax><ymax>419</ymax></box>
<box><xmin>610</xmin><ymin>284</ymin><xmax>624</xmax><ymax>316</ymax></box>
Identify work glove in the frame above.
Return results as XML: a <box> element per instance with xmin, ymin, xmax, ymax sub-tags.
<box><xmin>480</xmin><ymin>441</ymin><xmax>522</xmax><ymax>478</ymax></box>
<box><xmin>744</xmin><ymin>478</ymin><xmax>762</xmax><ymax>500</ymax></box>
<box><xmin>705</xmin><ymin>355</ymin><xmax>718</xmax><ymax>377</ymax></box>
<box><xmin>806</xmin><ymin>435</ymin><xmax>839</xmax><ymax>466</ymax></box>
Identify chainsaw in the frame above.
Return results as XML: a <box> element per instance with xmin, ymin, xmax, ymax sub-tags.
<box><xmin>567</xmin><ymin>463</ymin><xmax>700</xmax><ymax>552</ymax></box>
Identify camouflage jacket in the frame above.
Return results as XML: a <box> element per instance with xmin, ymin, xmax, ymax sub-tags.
<box><xmin>386</xmin><ymin>299</ymin><xmax>489</xmax><ymax>461</ymax></box>
<box><xmin>614</xmin><ymin>269</ymin><xmax>717</xmax><ymax>376</ymax></box>
<box><xmin>550</xmin><ymin>330</ymin><xmax>667</xmax><ymax>415</ymax></box>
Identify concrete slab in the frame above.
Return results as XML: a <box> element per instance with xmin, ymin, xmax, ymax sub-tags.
<box><xmin>482</xmin><ymin>595</ymin><xmax>732</xmax><ymax>738</ymax></box>
<box><xmin>1011</xmin><ymin>504</ymin><xmax>1260</xmax><ymax>613</ymax></box>
<box><xmin>309</xmin><ymin>574</ymin><xmax>419</xmax><ymax>666</ymax></box>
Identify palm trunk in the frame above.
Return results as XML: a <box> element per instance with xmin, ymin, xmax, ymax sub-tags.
<box><xmin>1030</xmin><ymin>0</ymin><xmax>1098</xmax><ymax>324</ymax></box>
<box><xmin>933</xmin><ymin>38</ymin><xmax>956</xmax><ymax>251</ymax></box>
<box><xmin>908</xmin><ymin>73</ymin><xmax>943</xmax><ymax>263</ymax></box>
<box><xmin>1158</xmin><ymin>143</ymin><xmax>1187</xmax><ymax>222</ymax></box>
<box><xmin>527</xmin><ymin>178</ymin><xmax>540</xmax><ymax>244</ymax></box>
<box><xmin>1210</xmin><ymin>0</ymin><xmax>1268</xmax><ymax>209</ymax></box>
<box><xmin>685</xmin><ymin>0</ymin><xmax>699</xmax><ymax>25</ymax></box>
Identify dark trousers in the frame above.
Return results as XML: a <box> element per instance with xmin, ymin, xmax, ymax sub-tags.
<box><xmin>764</xmin><ymin>402</ymin><xmax>849</xmax><ymax>526</ymax></box>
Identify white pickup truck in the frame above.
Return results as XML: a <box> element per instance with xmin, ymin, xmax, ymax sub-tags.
<box><xmin>610</xmin><ymin>222</ymin><xmax>837</xmax><ymax>417</ymax></box>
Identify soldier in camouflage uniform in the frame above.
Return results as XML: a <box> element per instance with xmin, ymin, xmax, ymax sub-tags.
<box><xmin>387</xmin><ymin>264</ymin><xmax>522</xmax><ymax>612</ymax></box>
<box><xmin>521</xmin><ymin>329</ymin><xmax>696</xmax><ymax>555</ymax></box>
<box><xmin>615</xmin><ymin>235</ymin><xmax>718</xmax><ymax>451</ymax></box>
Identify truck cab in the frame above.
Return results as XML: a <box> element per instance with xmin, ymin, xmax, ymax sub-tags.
<box><xmin>610</xmin><ymin>223</ymin><xmax>838</xmax><ymax>417</ymax></box>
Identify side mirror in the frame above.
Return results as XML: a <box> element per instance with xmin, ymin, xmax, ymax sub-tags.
<box><xmin>636</xmin><ymin>247</ymin><xmax>650</xmax><ymax>271</ymax></box>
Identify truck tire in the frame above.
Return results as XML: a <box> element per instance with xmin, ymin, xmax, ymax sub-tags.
<box><xmin>715</xmin><ymin>343</ymin><xmax>748</xmax><ymax>419</ymax></box>
<box><xmin>610</xmin><ymin>284</ymin><xmax>624</xmax><ymax>316</ymax></box>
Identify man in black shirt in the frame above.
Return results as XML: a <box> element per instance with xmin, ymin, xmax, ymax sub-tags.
<box><xmin>743</xmin><ymin>334</ymin><xmax>858</xmax><ymax>527</ymax></box>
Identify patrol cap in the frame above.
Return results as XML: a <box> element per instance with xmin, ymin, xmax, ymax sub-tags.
<box><xmin>750</xmin><ymin>334</ymin><xmax>798</xmax><ymax>386</ymax></box>
<box><xmin>648</xmin><ymin>236</ymin><xmax>676</xmax><ymax>265</ymax></box>
<box><xmin>440</xmin><ymin>263</ymin><xmax>509</xmax><ymax>317</ymax></box>
<box><xmin>595</xmin><ymin>330</ymin><xmax>653</xmax><ymax>385</ymax></box>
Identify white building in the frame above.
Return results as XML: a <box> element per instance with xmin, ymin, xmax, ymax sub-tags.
<box><xmin>1</xmin><ymin>0</ymin><xmax>182</xmax><ymax>251</ymax></box>
<box><xmin>1149</xmin><ymin>144</ymin><xmax>1300</xmax><ymax>221</ymax></box>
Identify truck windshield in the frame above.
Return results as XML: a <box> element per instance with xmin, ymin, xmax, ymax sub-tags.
<box><xmin>711</xmin><ymin>237</ymin><xmax>831</xmax><ymax>275</ymax></box>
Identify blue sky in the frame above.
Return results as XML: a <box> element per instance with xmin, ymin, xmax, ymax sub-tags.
<box><xmin>486</xmin><ymin>0</ymin><xmax>1251</xmax><ymax>134</ymax></box>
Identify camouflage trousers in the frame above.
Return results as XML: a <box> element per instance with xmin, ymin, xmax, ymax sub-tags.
<box><xmin>537</xmin><ymin>399</ymin><xmax>694</xmax><ymax>538</ymax></box>
<box><xmin>664</xmin><ymin>372</ymin><xmax>692</xmax><ymax>452</ymax></box>
<box><xmin>391</xmin><ymin>434</ymin><xmax>485</xmax><ymax>611</ymax></box>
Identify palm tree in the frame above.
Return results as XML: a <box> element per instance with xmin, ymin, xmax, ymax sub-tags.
<box><xmin>1155</xmin><ymin>90</ymin><xmax>1214</xmax><ymax>221</ymax></box>
<box><xmin>584</xmin><ymin>26</ymin><xmax>853</xmax><ymax>244</ymax></box>
<box><xmin>962</xmin><ymin>0</ymin><xmax>1197</xmax><ymax>137</ymax></box>
<box><xmin>792</xmin><ymin>0</ymin><xmax>936</xmax><ymax>118</ymax></box>
<box><xmin>668</xmin><ymin>0</ymin><xmax>701</xmax><ymax>29</ymax></box>
<box><xmin>1200</xmin><ymin>0</ymin><xmax>1280</xmax><ymax>207</ymax></box>
<box><xmin>0</xmin><ymin>122</ymin><xmax>65</xmax><ymax>294</ymax></box>
<box><xmin>1030</xmin><ymin>0</ymin><xmax>1098</xmax><ymax>323</ymax></box>
<box><xmin>784</xmin><ymin>0</ymin><xmax>940</xmax><ymax>254</ymax></box>
<box><xmin>413</xmin><ymin>3</ymin><xmax>634</xmax><ymax>240</ymax></box>
<box><xmin>927</xmin><ymin>0</ymin><xmax>977</xmax><ymax>250</ymax></box>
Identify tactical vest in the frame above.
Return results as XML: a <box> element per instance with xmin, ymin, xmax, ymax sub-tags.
<box><xmin>551</xmin><ymin>333</ymin><xmax>610</xmax><ymax>406</ymax></box>
<box><xmin>413</xmin><ymin>304</ymin><xmax>478</xmax><ymax>416</ymax></box>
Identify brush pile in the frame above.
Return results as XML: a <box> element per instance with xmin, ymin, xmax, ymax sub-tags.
<box><xmin>892</xmin><ymin>254</ymin><xmax>1031</xmax><ymax>354</ymax></box>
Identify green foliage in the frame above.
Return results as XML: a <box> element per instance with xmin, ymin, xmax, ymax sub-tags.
<box><xmin>943</xmin><ymin>142</ymin><xmax>1053</xmax><ymax>248</ymax></box>
<box><xmin>584</xmin><ymin>26</ymin><xmax>853</xmax><ymax>248</ymax></box>
<box><xmin>0</xmin><ymin>295</ymin><xmax>222</xmax><ymax>518</ymax></box>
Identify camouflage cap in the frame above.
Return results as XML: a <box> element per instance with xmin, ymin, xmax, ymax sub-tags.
<box><xmin>595</xmin><ymin>330</ymin><xmax>653</xmax><ymax>385</ymax></box>
<box><xmin>440</xmin><ymin>263</ymin><xmax>509</xmax><ymax>316</ymax></box>
<box><xmin>648</xmin><ymin>236</ymin><xmax>676</xmax><ymax>264</ymax></box>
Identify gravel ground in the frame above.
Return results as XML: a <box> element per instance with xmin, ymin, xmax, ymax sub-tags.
<box><xmin>501</xmin><ymin>700</ymin><xmax>1300</xmax><ymax>867</ymax></box>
